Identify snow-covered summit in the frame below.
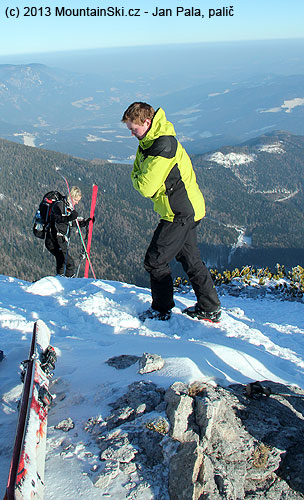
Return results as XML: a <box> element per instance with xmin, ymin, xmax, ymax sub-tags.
<box><xmin>0</xmin><ymin>274</ymin><xmax>303</xmax><ymax>498</ymax></box>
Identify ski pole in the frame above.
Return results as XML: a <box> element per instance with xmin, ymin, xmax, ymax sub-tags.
<box><xmin>63</xmin><ymin>236</ymin><xmax>71</xmax><ymax>277</ymax></box>
<box><xmin>84</xmin><ymin>184</ymin><xmax>98</xmax><ymax>278</ymax></box>
<box><xmin>75</xmin><ymin>227</ymin><xmax>88</xmax><ymax>278</ymax></box>
<box><xmin>75</xmin><ymin>216</ymin><xmax>96</xmax><ymax>279</ymax></box>
<box><xmin>61</xmin><ymin>176</ymin><xmax>97</xmax><ymax>279</ymax></box>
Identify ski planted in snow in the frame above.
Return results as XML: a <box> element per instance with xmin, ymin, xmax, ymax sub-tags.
<box><xmin>84</xmin><ymin>184</ymin><xmax>98</xmax><ymax>278</ymax></box>
<box><xmin>4</xmin><ymin>320</ymin><xmax>56</xmax><ymax>500</ymax></box>
<box><xmin>61</xmin><ymin>175</ymin><xmax>97</xmax><ymax>279</ymax></box>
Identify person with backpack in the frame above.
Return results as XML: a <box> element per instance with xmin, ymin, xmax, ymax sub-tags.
<box><xmin>121</xmin><ymin>102</ymin><xmax>221</xmax><ymax>322</ymax></box>
<box><xmin>45</xmin><ymin>186</ymin><xmax>92</xmax><ymax>277</ymax></box>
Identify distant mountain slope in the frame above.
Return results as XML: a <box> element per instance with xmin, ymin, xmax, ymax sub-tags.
<box><xmin>160</xmin><ymin>74</ymin><xmax>304</xmax><ymax>153</ymax></box>
<box><xmin>0</xmin><ymin>63</ymin><xmax>304</xmax><ymax>162</ymax></box>
<box><xmin>191</xmin><ymin>130</ymin><xmax>304</xmax><ymax>269</ymax></box>
<box><xmin>0</xmin><ymin>131</ymin><xmax>303</xmax><ymax>283</ymax></box>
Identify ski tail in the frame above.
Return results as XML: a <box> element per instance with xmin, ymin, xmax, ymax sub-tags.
<box><xmin>84</xmin><ymin>184</ymin><xmax>98</xmax><ymax>278</ymax></box>
<box><xmin>61</xmin><ymin>175</ymin><xmax>97</xmax><ymax>279</ymax></box>
<box><xmin>4</xmin><ymin>320</ymin><xmax>56</xmax><ymax>500</ymax></box>
<box><xmin>4</xmin><ymin>324</ymin><xmax>37</xmax><ymax>500</ymax></box>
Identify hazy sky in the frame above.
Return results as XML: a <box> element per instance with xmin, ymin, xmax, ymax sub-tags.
<box><xmin>0</xmin><ymin>0</ymin><xmax>303</xmax><ymax>55</ymax></box>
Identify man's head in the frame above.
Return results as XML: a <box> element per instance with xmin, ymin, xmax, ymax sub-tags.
<box><xmin>122</xmin><ymin>102</ymin><xmax>155</xmax><ymax>140</ymax></box>
<box><xmin>70</xmin><ymin>186</ymin><xmax>82</xmax><ymax>205</ymax></box>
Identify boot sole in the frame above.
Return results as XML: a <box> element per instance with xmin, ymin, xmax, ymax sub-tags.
<box><xmin>183</xmin><ymin>311</ymin><xmax>221</xmax><ymax>323</ymax></box>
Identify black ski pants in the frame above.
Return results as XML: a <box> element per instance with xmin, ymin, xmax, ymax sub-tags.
<box><xmin>144</xmin><ymin>219</ymin><xmax>220</xmax><ymax>313</ymax></box>
<box><xmin>45</xmin><ymin>233</ymin><xmax>75</xmax><ymax>277</ymax></box>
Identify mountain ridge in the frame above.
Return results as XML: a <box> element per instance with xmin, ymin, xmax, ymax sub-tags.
<box><xmin>0</xmin><ymin>62</ymin><xmax>304</xmax><ymax>161</ymax></box>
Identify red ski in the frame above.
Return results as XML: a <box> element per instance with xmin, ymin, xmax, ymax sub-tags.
<box><xmin>61</xmin><ymin>175</ymin><xmax>96</xmax><ymax>279</ymax></box>
<box><xmin>84</xmin><ymin>184</ymin><xmax>98</xmax><ymax>278</ymax></box>
<box><xmin>4</xmin><ymin>320</ymin><xmax>56</xmax><ymax>500</ymax></box>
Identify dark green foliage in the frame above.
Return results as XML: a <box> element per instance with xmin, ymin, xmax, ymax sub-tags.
<box><xmin>192</xmin><ymin>131</ymin><xmax>304</xmax><ymax>250</ymax></box>
<box><xmin>0</xmin><ymin>138</ymin><xmax>157</xmax><ymax>283</ymax></box>
<box><xmin>0</xmin><ymin>129</ymin><xmax>304</xmax><ymax>284</ymax></box>
<box><xmin>174</xmin><ymin>264</ymin><xmax>304</xmax><ymax>300</ymax></box>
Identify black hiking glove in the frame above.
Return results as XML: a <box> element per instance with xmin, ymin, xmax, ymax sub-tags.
<box><xmin>85</xmin><ymin>216</ymin><xmax>95</xmax><ymax>226</ymax></box>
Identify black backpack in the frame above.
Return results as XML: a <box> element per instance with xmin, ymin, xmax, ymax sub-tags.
<box><xmin>33</xmin><ymin>191</ymin><xmax>64</xmax><ymax>239</ymax></box>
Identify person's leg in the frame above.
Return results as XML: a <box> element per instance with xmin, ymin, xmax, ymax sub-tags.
<box><xmin>45</xmin><ymin>233</ymin><xmax>65</xmax><ymax>275</ymax></box>
<box><xmin>144</xmin><ymin>220</ymin><xmax>190</xmax><ymax>313</ymax></box>
<box><xmin>58</xmin><ymin>237</ymin><xmax>75</xmax><ymax>277</ymax></box>
<box><xmin>176</xmin><ymin>222</ymin><xmax>221</xmax><ymax>312</ymax></box>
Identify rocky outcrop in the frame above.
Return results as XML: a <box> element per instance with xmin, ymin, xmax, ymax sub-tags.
<box><xmin>166</xmin><ymin>381</ymin><xmax>304</xmax><ymax>500</ymax></box>
<box><xmin>138</xmin><ymin>352</ymin><xmax>165</xmax><ymax>374</ymax></box>
<box><xmin>83</xmin><ymin>353</ymin><xmax>304</xmax><ymax>499</ymax></box>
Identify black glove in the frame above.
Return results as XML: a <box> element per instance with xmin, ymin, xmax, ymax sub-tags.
<box><xmin>68</xmin><ymin>210</ymin><xmax>78</xmax><ymax>221</ymax></box>
<box><xmin>85</xmin><ymin>216</ymin><xmax>95</xmax><ymax>226</ymax></box>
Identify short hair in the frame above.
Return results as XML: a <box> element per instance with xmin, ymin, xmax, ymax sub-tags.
<box><xmin>70</xmin><ymin>186</ymin><xmax>82</xmax><ymax>201</ymax></box>
<box><xmin>121</xmin><ymin>102</ymin><xmax>155</xmax><ymax>125</ymax></box>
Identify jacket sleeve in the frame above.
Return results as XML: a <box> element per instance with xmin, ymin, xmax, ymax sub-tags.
<box><xmin>131</xmin><ymin>156</ymin><xmax>172</xmax><ymax>198</ymax></box>
<box><xmin>131</xmin><ymin>137</ymin><xmax>177</xmax><ymax>198</ymax></box>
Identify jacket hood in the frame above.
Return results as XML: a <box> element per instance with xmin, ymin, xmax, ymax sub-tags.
<box><xmin>140</xmin><ymin>108</ymin><xmax>176</xmax><ymax>148</ymax></box>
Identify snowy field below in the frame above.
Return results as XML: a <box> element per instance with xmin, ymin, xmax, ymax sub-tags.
<box><xmin>0</xmin><ymin>275</ymin><xmax>304</xmax><ymax>498</ymax></box>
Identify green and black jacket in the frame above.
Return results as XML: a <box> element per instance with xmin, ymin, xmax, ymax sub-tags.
<box><xmin>131</xmin><ymin>108</ymin><xmax>205</xmax><ymax>222</ymax></box>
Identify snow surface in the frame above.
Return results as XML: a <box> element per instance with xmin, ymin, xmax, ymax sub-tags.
<box><xmin>207</xmin><ymin>151</ymin><xmax>256</xmax><ymax>167</ymax></box>
<box><xmin>261</xmin><ymin>97</ymin><xmax>304</xmax><ymax>113</ymax></box>
<box><xmin>1</xmin><ymin>274</ymin><xmax>304</xmax><ymax>498</ymax></box>
<box><xmin>257</xmin><ymin>143</ymin><xmax>285</xmax><ymax>154</ymax></box>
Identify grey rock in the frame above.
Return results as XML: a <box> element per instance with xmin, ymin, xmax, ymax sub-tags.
<box><xmin>100</xmin><ymin>443</ymin><xmax>137</xmax><ymax>463</ymax></box>
<box><xmin>194</xmin><ymin>382</ymin><xmax>304</xmax><ymax>500</ymax></box>
<box><xmin>93</xmin><ymin>460</ymin><xmax>120</xmax><ymax>489</ymax></box>
<box><xmin>55</xmin><ymin>417</ymin><xmax>75</xmax><ymax>432</ymax></box>
<box><xmin>129</xmin><ymin>426</ymin><xmax>164</xmax><ymax>466</ymax></box>
<box><xmin>169</xmin><ymin>441</ymin><xmax>204</xmax><ymax>500</ymax></box>
<box><xmin>126</xmin><ymin>481</ymin><xmax>152</xmax><ymax>499</ymax></box>
<box><xmin>99</xmin><ymin>431</ymin><xmax>137</xmax><ymax>463</ymax></box>
<box><xmin>119</xmin><ymin>461</ymin><xmax>137</xmax><ymax>475</ymax></box>
<box><xmin>106</xmin><ymin>355</ymin><xmax>140</xmax><ymax>370</ymax></box>
<box><xmin>165</xmin><ymin>382</ymin><xmax>199</xmax><ymax>443</ymax></box>
<box><xmin>89</xmin><ymin>376</ymin><xmax>304</xmax><ymax>500</ymax></box>
<box><xmin>138</xmin><ymin>352</ymin><xmax>165</xmax><ymax>374</ymax></box>
<box><xmin>108</xmin><ymin>381</ymin><xmax>163</xmax><ymax>422</ymax></box>
<box><xmin>106</xmin><ymin>406</ymin><xmax>136</xmax><ymax>430</ymax></box>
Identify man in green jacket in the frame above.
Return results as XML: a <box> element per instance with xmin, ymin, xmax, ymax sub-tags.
<box><xmin>122</xmin><ymin>102</ymin><xmax>221</xmax><ymax>322</ymax></box>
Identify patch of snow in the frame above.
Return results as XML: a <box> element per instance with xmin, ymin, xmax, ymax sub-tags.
<box><xmin>177</xmin><ymin>135</ymin><xmax>195</xmax><ymax>142</ymax></box>
<box><xmin>257</xmin><ymin>143</ymin><xmax>285</xmax><ymax>154</ymax></box>
<box><xmin>13</xmin><ymin>133</ymin><xmax>36</xmax><ymax>147</ymax></box>
<box><xmin>208</xmin><ymin>89</ymin><xmax>230</xmax><ymax>97</ymax></box>
<box><xmin>171</xmin><ymin>106</ymin><xmax>201</xmax><ymax>116</ymax></box>
<box><xmin>71</xmin><ymin>97</ymin><xmax>100</xmax><ymax>111</ymax></box>
<box><xmin>207</xmin><ymin>151</ymin><xmax>256</xmax><ymax>168</ymax></box>
<box><xmin>199</xmin><ymin>131</ymin><xmax>213</xmax><ymax>139</ymax></box>
<box><xmin>177</xmin><ymin>116</ymin><xmax>199</xmax><ymax>124</ymax></box>
<box><xmin>228</xmin><ymin>227</ymin><xmax>251</xmax><ymax>263</ymax></box>
<box><xmin>86</xmin><ymin>135</ymin><xmax>111</xmax><ymax>143</ymax></box>
<box><xmin>260</xmin><ymin>97</ymin><xmax>304</xmax><ymax>114</ymax></box>
<box><xmin>275</xmin><ymin>190</ymin><xmax>299</xmax><ymax>202</ymax></box>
